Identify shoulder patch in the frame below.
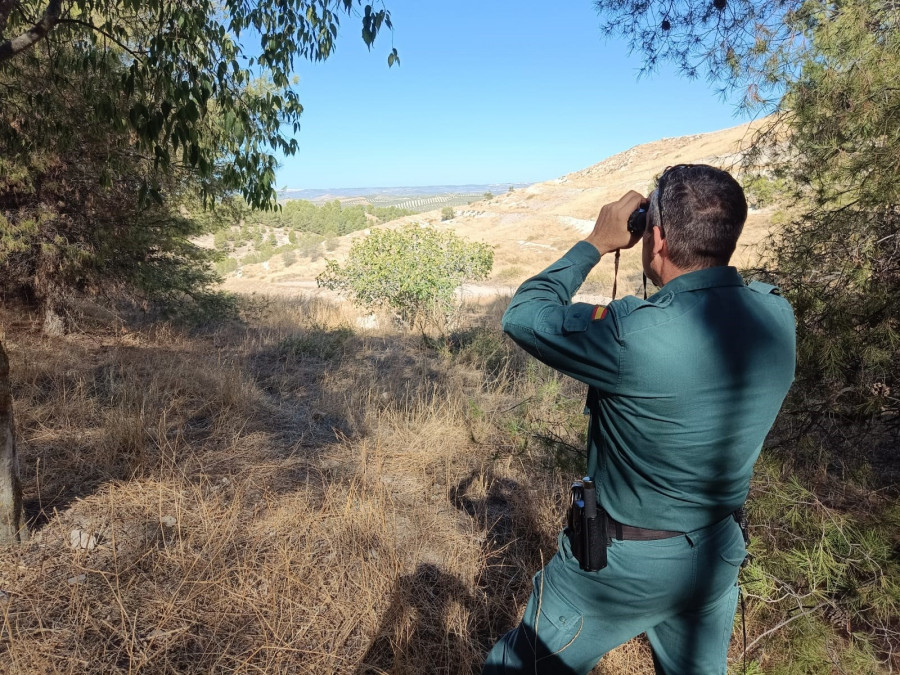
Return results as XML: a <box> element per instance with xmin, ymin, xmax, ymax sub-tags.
<box><xmin>591</xmin><ymin>305</ymin><xmax>608</xmax><ymax>321</ymax></box>
<box><xmin>747</xmin><ymin>280</ymin><xmax>782</xmax><ymax>296</ymax></box>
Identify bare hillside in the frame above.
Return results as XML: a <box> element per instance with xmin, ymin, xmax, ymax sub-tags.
<box><xmin>226</xmin><ymin>119</ymin><xmax>774</xmax><ymax>300</ymax></box>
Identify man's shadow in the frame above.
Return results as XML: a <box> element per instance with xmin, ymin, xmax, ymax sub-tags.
<box><xmin>355</xmin><ymin>563</ymin><xmax>477</xmax><ymax>674</ymax></box>
<box><xmin>355</xmin><ymin>469</ymin><xmax>554</xmax><ymax>673</ymax></box>
<box><xmin>450</xmin><ymin>469</ymin><xmax>554</xmax><ymax>643</ymax></box>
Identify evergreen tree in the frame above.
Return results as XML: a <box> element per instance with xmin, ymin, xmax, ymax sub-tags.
<box><xmin>593</xmin><ymin>0</ymin><xmax>899</xmax><ymax>428</ymax></box>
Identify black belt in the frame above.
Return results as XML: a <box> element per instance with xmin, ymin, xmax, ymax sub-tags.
<box><xmin>607</xmin><ymin>515</ymin><xmax>682</xmax><ymax>541</ymax></box>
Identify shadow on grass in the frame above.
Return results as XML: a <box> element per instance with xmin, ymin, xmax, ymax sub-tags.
<box><xmin>355</xmin><ymin>563</ymin><xmax>478</xmax><ymax>674</ymax></box>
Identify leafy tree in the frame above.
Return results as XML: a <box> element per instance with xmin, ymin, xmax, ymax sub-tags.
<box><xmin>367</xmin><ymin>204</ymin><xmax>416</xmax><ymax>222</ymax></box>
<box><xmin>317</xmin><ymin>226</ymin><xmax>493</xmax><ymax>330</ymax></box>
<box><xmin>0</xmin><ymin>1</ymin><xmax>397</xmax><ymax>321</ymax></box>
<box><xmin>441</xmin><ymin>206</ymin><xmax>456</xmax><ymax>221</ymax></box>
<box><xmin>0</xmin><ymin>1</ymin><xmax>398</xmax><ymax>208</ymax></box>
<box><xmin>0</xmin><ymin>50</ymin><xmax>227</xmax><ymax>324</ymax></box>
<box><xmin>755</xmin><ymin>0</ymin><xmax>900</xmax><ymax>428</ymax></box>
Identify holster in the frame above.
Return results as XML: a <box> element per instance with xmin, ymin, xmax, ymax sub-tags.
<box><xmin>567</xmin><ymin>477</ymin><xmax>608</xmax><ymax>572</ymax></box>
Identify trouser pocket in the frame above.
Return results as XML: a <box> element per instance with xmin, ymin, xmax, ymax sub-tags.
<box><xmin>525</xmin><ymin>569</ymin><xmax>585</xmax><ymax>661</ymax></box>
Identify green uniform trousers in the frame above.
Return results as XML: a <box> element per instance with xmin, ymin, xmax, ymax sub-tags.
<box><xmin>482</xmin><ymin>515</ymin><xmax>746</xmax><ymax>674</ymax></box>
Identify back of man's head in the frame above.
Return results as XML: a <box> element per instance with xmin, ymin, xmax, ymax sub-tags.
<box><xmin>651</xmin><ymin>164</ymin><xmax>747</xmax><ymax>270</ymax></box>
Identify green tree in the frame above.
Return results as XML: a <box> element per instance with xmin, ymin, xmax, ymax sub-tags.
<box><xmin>593</xmin><ymin>0</ymin><xmax>899</xmax><ymax>427</ymax></box>
<box><xmin>0</xmin><ymin>1</ymin><xmax>398</xmax><ymax>208</ymax></box>
<box><xmin>367</xmin><ymin>204</ymin><xmax>415</xmax><ymax>222</ymax></box>
<box><xmin>757</xmin><ymin>0</ymin><xmax>900</xmax><ymax>425</ymax></box>
<box><xmin>0</xmin><ymin>51</ymin><xmax>226</xmax><ymax>324</ymax></box>
<box><xmin>317</xmin><ymin>226</ymin><xmax>493</xmax><ymax>330</ymax></box>
<box><xmin>0</xmin><ymin>1</ymin><xmax>398</xmax><ymax>320</ymax></box>
<box><xmin>441</xmin><ymin>206</ymin><xmax>456</xmax><ymax>221</ymax></box>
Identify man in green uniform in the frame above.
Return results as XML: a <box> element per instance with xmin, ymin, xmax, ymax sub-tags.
<box><xmin>483</xmin><ymin>165</ymin><xmax>795</xmax><ymax>674</ymax></box>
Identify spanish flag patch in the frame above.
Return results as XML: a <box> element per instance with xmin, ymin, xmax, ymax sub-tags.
<box><xmin>592</xmin><ymin>305</ymin><xmax>608</xmax><ymax>321</ymax></box>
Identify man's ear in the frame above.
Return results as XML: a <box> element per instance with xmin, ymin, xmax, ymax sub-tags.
<box><xmin>651</xmin><ymin>225</ymin><xmax>667</xmax><ymax>258</ymax></box>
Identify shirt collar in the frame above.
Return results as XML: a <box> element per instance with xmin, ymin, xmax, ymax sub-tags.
<box><xmin>650</xmin><ymin>266</ymin><xmax>745</xmax><ymax>299</ymax></box>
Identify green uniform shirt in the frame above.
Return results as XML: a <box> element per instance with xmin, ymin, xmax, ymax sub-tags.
<box><xmin>503</xmin><ymin>241</ymin><xmax>796</xmax><ymax>532</ymax></box>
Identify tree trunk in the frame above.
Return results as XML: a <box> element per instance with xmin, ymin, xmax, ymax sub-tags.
<box><xmin>0</xmin><ymin>339</ymin><xmax>26</xmax><ymax>544</ymax></box>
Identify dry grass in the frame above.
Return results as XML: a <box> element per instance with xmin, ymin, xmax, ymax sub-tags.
<box><xmin>0</xmin><ymin>297</ymin><xmax>672</xmax><ymax>674</ymax></box>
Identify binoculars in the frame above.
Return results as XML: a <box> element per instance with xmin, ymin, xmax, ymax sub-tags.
<box><xmin>627</xmin><ymin>206</ymin><xmax>648</xmax><ymax>236</ymax></box>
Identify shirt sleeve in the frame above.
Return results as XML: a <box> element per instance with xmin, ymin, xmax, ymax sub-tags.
<box><xmin>501</xmin><ymin>241</ymin><xmax>622</xmax><ymax>390</ymax></box>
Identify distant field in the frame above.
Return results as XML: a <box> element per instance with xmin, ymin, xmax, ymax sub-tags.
<box><xmin>366</xmin><ymin>192</ymin><xmax>487</xmax><ymax>211</ymax></box>
<box><xmin>277</xmin><ymin>184</ymin><xmax>529</xmax><ymax>213</ymax></box>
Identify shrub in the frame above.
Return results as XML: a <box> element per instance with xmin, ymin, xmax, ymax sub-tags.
<box><xmin>213</xmin><ymin>230</ymin><xmax>231</xmax><ymax>249</ymax></box>
<box><xmin>441</xmin><ymin>207</ymin><xmax>455</xmax><ymax>221</ymax></box>
<box><xmin>215</xmin><ymin>257</ymin><xmax>239</xmax><ymax>276</ymax></box>
<box><xmin>317</xmin><ymin>225</ymin><xmax>493</xmax><ymax>330</ymax></box>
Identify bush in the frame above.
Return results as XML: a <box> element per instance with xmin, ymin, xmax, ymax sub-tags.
<box><xmin>441</xmin><ymin>207</ymin><xmax>455</xmax><ymax>221</ymax></box>
<box><xmin>743</xmin><ymin>174</ymin><xmax>789</xmax><ymax>209</ymax></box>
<box><xmin>213</xmin><ymin>230</ymin><xmax>231</xmax><ymax>249</ymax></box>
<box><xmin>317</xmin><ymin>225</ymin><xmax>493</xmax><ymax>330</ymax></box>
<box><xmin>298</xmin><ymin>233</ymin><xmax>325</xmax><ymax>259</ymax></box>
<box><xmin>215</xmin><ymin>257</ymin><xmax>239</xmax><ymax>276</ymax></box>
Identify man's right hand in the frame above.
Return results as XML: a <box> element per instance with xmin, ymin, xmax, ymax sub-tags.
<box><xmin>584</xmin><ymin>191</ymin><xmax>647</xmax><ymax>256</ymax></box>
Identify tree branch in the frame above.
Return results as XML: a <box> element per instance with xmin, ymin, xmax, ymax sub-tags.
<box><xmin>0</xmin><ymin>0</ymin><xmax>61</xmax><ymax>63</ymax></box>
<box><xmin>744</xmin><ymin>602</ymin><xmax>828</xmax><ymax>656</ymax></box>
<box><xmin>59</xmin><ymin>17</ymin><xmax>146</xmax><ymax>60</ymax></box>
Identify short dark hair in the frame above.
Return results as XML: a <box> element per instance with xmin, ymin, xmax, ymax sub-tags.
<box><xmin>650</xmin><ymin>164</ymin><xmax>747</xmax><ymax>269</ymax></box>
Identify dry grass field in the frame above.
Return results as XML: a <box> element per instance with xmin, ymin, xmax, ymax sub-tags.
<box><xmin>1</xmin><ymin>288</ymin><xmax>897</xmax><ymax>673</ymax></box>
<box><xmin>0</xmin><ymin>296</ymin><xmax>679</xmax><ymax>674</ymax></box>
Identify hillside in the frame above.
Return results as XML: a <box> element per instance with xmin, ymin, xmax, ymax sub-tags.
<box><xmin>224</xmin><ymin>119</ymin><xmax>773</xmax><ymax>301</ymax></box>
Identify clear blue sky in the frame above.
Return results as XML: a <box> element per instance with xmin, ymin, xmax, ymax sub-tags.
<box><xmin>276</xmin><ymin>0</ymin><xmax>747</xmax><ymax>190</ymax></box>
